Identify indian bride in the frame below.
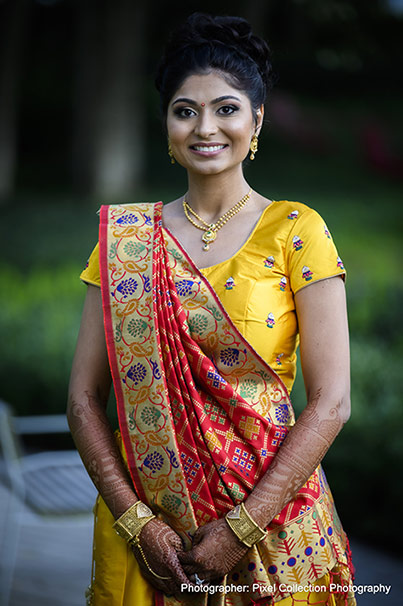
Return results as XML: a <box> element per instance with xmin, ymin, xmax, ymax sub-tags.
<box><xmin>68</xmin><ymin>12</ymin><xmax>355</xmax><ymax>606</ymax></box>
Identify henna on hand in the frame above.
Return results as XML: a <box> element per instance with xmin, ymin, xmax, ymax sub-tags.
<box><xmin>133</xmin><ymin>518</ymin><xmax>193</xmax><ymax>595</ymax></box>
<box><xmin>178</xmin><ymin>518</ymin><xmax>249</xmax><ymax>583</ymax></box>
<box><xmin>245</xmin><ymin>389</ymin><xmax>346</xmax><ymax>529</ymax></box>
<box><xmin>67</xmin><ymin>391</ymin><xmax>138</xmax><ymax>518</ymax></box>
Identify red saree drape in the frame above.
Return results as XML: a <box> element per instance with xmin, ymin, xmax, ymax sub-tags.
<box><xmin>98</xmin><ymin>202</ymin><xmax>354</xmax><ymax>606</ymax></box>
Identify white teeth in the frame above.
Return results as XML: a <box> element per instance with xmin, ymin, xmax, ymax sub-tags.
<box><xmin>193</xmin><ymin>145</ymin><xmax>225</xmax><ymax>152</ymax></box>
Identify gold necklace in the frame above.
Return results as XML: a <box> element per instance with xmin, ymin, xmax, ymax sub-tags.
<box><xmin>183</xmin><ymin>189</ymin><xmax>252</xmax><ymax>251</ymax></box>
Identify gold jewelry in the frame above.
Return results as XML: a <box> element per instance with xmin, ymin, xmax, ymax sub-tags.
<box><xmin>114</xmin><ymin>502</ymin><xmax>171</xmax><ymax>581</ymax></box>
<box><xmin>112</xmin><ymin>501</ymin><xmax>155</xmax><ymax>543</ymax></box>
<box><xmin>225</xmin><ymin>502</ymin><xmax>268</xmax><ymax>548</ymax></box>
<box><xmin>168</xmin><ymin>140</ymin><xmax>175</xmax><ymax>164</ymax></box>
<box><xmin>131</xmin><ymin>535</ymin><xmax>171</xmax><ymax>580</ymax></box>
<box><xmin>183</xmin><ymin>189</ymin><xmax>252</xmax><ymax>251</ymax></box>
<box><xmin>249</xmin><ymin>134</ymin><xmax>259</xmax><ymax>160</ymax></box>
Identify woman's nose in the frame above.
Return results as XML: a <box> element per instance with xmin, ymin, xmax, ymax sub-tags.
<box><xmin>193</xmin><ymin>111</ymin><xmax>218</xmax><ymax>138</ymax></box>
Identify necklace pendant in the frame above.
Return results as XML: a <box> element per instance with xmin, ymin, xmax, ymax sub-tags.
<box><xmin>203</xmin><ymin>243</ymin><xmax>210</xmax><ymax>251</ymax></box>
<box><xmin>202</xmin><ymin>229</ymin><xmax>217</xmax><ymax>245</ymax></box>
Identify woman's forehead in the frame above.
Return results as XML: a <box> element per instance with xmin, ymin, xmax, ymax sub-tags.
<box><xmin>171</xmin><ymin>70</ymin><xmax>247</xmax><ymax>103</ymax></box>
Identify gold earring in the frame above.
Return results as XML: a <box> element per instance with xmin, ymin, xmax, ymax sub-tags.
<box><xmin>168</xmin><ymin>140</ymin><xmax>175</xmax><ymax>164</ymax></box>
<box><xmin>249</xmin><ymin>134</ymin><xmax>259</xmax><ymax>160</ymax></box>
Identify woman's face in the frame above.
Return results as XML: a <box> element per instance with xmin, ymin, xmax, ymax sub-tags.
<box><xmin>166</xmin><ymin>70</ymin><xmax>263</xmax><ymax>176</ymax></box>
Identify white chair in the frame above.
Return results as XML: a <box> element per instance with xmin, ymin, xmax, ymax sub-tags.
<box><xmin>0</xmin><ymin>400</ymin><xmax>97</xmax><ymax>606</ymax></box>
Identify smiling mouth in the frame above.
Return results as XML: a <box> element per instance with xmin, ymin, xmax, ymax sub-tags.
<box><xmin>190</xmin><ymin>144</ymin><xmax>228</xmax><ymax>152</ymax></box>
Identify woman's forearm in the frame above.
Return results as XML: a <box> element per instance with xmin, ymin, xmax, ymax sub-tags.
<box><xmin>244</xmin><ymin>388</ymin><xmax>349</xmax><ymax>528</ymax></box>
<box><xmin>67</xmin><ymin>389</ymin><xmax>138</xmax><ymax>519</ymax></box>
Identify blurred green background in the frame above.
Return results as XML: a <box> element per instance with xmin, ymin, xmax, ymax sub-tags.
<box><xmin>1</xmin><ymin>0</ymin><xmax>402</xmax><ymax>556</ymax></box>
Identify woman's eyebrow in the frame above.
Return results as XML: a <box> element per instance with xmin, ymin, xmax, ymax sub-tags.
<box><xmin>211</xmin><ymin>95</ymin><xmax>241</xmax><ymax>104</ymax></box>
<box><xmin>171</xmin><ymin>95</ymin><xmax>241</xmax><ymax>106</ymax></box>
<box><xmin>172</xmin><ymin>97</ymin><xmax>196</xmax><ymax>106</ymax></box>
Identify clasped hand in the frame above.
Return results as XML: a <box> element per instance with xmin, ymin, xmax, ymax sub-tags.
<box><xmin>132</xmin><ymin>518</ymin><xmax>190</xmax><ymax>596</ymax></box>
<box><xmin>178</xmin><ymin>518</ymin><xmax>249</xmax><ymax>584</ymax></box>
<box><xmin>134</xmin><ymin>517</ymin><xmax>248</xmax><ymax>595</ymax></box>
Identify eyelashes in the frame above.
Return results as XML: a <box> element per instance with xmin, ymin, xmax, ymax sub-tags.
<box><xmin>172</xmin><ymin>105</ymin><xmax>240</xmax><ymax>118</ymax></box>
<box><xmin>218</xmin><ymin>105</ymin><xmax>239</xmax><ymax>115</ymax></box>
<box><xmin>173</xmin><ymin>107</ymin><xmax>197</xmax><ymax>118</ymax></box>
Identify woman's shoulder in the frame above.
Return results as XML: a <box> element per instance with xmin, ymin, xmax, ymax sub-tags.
<box><xmin>257</xmin><ymin>200</ymin><xmax>323</xmax><ymax>239</ymax></box>
<box><xmin>266</xmin><ymin>201</ymin><xmax>345</xmax><ymax>294</ymax></box>
<box><xmin>267</xmin><ymin>199</ymin><xmax>320</xmax><ymax>221</ymax></box>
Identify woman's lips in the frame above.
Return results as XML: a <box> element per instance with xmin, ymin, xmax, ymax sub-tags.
<box><xmin>189</xmin><ymin>144</ymin><xmax>228</xmax><ymax>156</ymax></box>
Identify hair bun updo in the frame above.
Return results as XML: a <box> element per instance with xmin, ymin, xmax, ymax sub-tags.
<box><xmin>156</xmin><ymin>12</ymin><xmax>275</xmax><ymax>121</ymax></box>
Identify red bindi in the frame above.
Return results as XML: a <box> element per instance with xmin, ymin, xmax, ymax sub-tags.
<box><xmin>201</xmin><ymin>102</ymin><xmax>205</xmax><ymax>107</ymax></box>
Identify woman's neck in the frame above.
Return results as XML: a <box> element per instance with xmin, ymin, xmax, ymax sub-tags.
<box><xmin>185</xmin><ymin>169</ymin><xmax>251</xmax><ymax>222</ymax></box>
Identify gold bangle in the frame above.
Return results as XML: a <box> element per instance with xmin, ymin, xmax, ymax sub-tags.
<box><xmin>112</xmin><ymin>501</ymin><xmax>155</xmax><ymax>543</ymax></box>
<box><xmin>225</xmin><ymin>503</ymin><xmax>268</xmax><ymax>548</ymax></box>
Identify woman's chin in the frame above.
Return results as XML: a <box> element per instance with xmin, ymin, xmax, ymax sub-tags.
<box><xmin>185</xmin><ymin>160</ymin><xmax>239</xmax><ymax>177</ymax></box>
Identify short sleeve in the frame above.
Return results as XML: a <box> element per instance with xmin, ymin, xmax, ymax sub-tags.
<box><xmin>286</xmin><ymin>208</ymin><xmax>346</xmax><ymax>294</ymax></box>
<box><xmin>80</xmin><ymin>242</ymin><xmax>101</xmax><ymax>287</ymax></box>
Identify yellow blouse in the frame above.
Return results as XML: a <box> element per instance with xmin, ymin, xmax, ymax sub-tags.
<box><xmin>80</xmin><ymin>200</ymin><xmax>345</xmax><ymax>393</ymax></box>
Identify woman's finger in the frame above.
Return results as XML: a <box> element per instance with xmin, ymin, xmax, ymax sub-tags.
<box><xmin>178</xmin><ymin>550</ymin><xmax>204</xmax><ymax>576</ymax></box>
<box><xmin>177</xmin><ymin>561</ymin><xmax>198</xmax><ymax>575</ymax></box>
<box><xmin>167</xmin><ymin>551</ymin><xmax>196</xmax><ymax>589</ymax></box>
<box><xmin>192</xmin><ymin>525</ymin><xmax>206</xmax><ymax>544</ymax></box>
<box><xmin>177</xmin><ymin>549</ymin><xmax>197</xmax><ymax>566</ymax></box>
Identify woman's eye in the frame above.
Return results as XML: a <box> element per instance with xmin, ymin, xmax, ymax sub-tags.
<box><xmin>218</xmin><ymin>105</ymin><xmax>238</xmax><ymax>115</ymax></box>
<box><xmin>174</xmin><ymin>107</ymin><xmax>196</xmax><ymax>118</ymax></box>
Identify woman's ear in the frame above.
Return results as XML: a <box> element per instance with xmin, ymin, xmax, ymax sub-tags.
<box><xmin>255</xmin><ymin>104</ymin><xmax>265</xmax><ymax>135</ymax></box>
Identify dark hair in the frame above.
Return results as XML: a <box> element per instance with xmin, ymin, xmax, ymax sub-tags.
<box><xmin>155</xmin><ymin>13</ymin><xmax>275</xmax><ymax>124</ymax></box>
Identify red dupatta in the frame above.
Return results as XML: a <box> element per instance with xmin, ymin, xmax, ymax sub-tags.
<box><xmin>99</xmin><ymin>202</ymin><xmax>354</xmax><ymax>606</ymax></box>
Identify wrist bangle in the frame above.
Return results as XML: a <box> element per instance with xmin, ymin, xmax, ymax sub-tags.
<box><xmin>112</xmin><ymin>501</ymin><xmax>155</xmax><ymax>543</ymax></box>
<box><xmin>225</xmin><ymin>502</ymin><xmax>268</xmax><ymax>548</ymax></box>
